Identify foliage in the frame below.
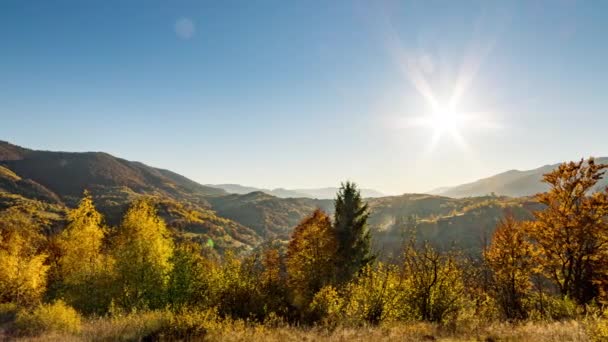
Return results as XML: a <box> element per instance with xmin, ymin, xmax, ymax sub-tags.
<box><xmin>526</xmin><ymin>158</ymin><xmax>608</xmax><ymax>305</ymax></box>
<box><xmin>111</xmin><ymin>198</ymin><xmax>174</xmax><ymax>310</ymax></box>
<box><xmin>485</xmin><ymin>215</ymin><xmax>535</xmax><ymax>319</ymax></box>
<box><xmin>15</xmin><ymin>300</ymin><xmax>82</xmax><ymax>335</ymax></box>
<box><xmin>286</xmin><ymin>209</ymin><xmax>337</xmax><ymax>311</ymax></box>
<box><xmin>167</xmin><ymin>241</ymin><xmax>214</xmax><ymax>310</ymax></box>
<box><xmin>401</xmin><ymin>240</ymin><xmax>465</xmax><ymax>322</ymax></box>
<box><xmin>343</xmin><ymin>263</ymin><xmax>405</xmax><ymax>324</ymax></box>
<box><xmin>0</xmin><ymin>209</ymin><xmax>49</xmax><ymax>306</ymax></box>
<box><xmin>309</xmin><ymin>286</ymin><xmax>343</xmax><ymax>326</ymax></box>
<box><xmin>54</xmin><ymin>191</ymin><xmax>113</xmax><ymax>314</ymax></box>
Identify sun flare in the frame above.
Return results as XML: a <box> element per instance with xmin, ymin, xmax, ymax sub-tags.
<box><xmin>423</xmin><ymin>107</ymin><xmax>467</xmax><ymax>135</ymax></box>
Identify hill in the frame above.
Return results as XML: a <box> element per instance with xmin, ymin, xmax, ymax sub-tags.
<box><xmin>208</xmin><ymin>184</ymin><xmax>384</xmax><ymax>199</ymax></box>
<box><xmin>0</xmin><ymin>140</ymin><xmax>557</xmax><ymax>256</ymax></box>
<box><xmin>430</xmin><ymin>158</ymin><xmax>608</xmax><ymax>198</ymax></box>
<box><xmin>207</xmin><ymin>191</ymin><xmax>332</xmax><ymax>238</ymax></box>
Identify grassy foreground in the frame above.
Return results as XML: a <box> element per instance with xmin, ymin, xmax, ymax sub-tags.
<box><xmin>3</xmin><ymin>312</ymin><xmax>606</xmax><ymax>342</ymax></box>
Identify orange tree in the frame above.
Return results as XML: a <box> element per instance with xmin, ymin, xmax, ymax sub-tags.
<box><xmin>526</xmin><ymin>158</ymin><xmax>608</xmax><ymax>305</ymax></box>
<box><xmin>485</xmin><ymin>215</ymin><xmax>535</xmax><ymax>319</ymax></box>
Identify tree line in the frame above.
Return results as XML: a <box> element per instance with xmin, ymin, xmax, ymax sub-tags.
<box><xmin>1</xmin><ymin>158</ymin><xmax>608</xmax><ymax>327</ymax></box>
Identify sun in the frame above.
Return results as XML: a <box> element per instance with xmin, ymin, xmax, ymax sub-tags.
<box><xmin>412</xmin><ymin>105</ymin><xmax>469</xmax><ymax>140</ymax></box>
<box><xmin>424</xmin><ymin>107</ymin><xmax>467</xmax><ymax>135</ymax></box>
<box><xmin>400</xmin><ymin>103</ymin><xmax>476</xmax><ymax>152</ymax></box>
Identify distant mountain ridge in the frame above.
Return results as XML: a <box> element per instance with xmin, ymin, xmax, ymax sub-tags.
<box><xmin>208</xmin><ymin>184</ymin><xmax>385</xmax><ymax>199</ymax></box>
<box><xmin>2</xmin><ymin>139</ymin><xmax>603</xmax><ymax>257</ymax></box>
<box><xmin>0</xmin><ymin>140</ymin><xmax>226</xmax><ymax>201</ymax></box>
<box><xmin>429</xmin><ymin>158</ymin><xmax>608</xmax><ymax>198</ymax></box>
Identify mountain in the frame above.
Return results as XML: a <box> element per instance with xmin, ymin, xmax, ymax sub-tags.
<box><xmin>295</xmin><ymin>187</ymin><xmax>385</xmax><ymax>199</ymax></box>
<box><xmin>207</xmin><ymin>191</ymin><xmax>332</xmax><ymax>238</ymax></box>
<box><xmin>206</xmin><ymin>184</ymin><xmax>309</xmax><ymax>198</ymax></box>
<box><xmin>0</xmin><ymin>141</ymin><xmax>264</xmax><ymax>252</ymax></box>
<box><xmin>0</xmin><ymin>140</ymin><xmax>566</xmax><ymax>257</ymax></box>
<box><xmin>430</xmin><ymin>158</ymin><xmax>608</xmax><ymax>198</ymax></box>
<box><xmin>0</xmin><ymin>141</ymin><xmax>226</xmax><ymax>202</ymax></box>
<box><xmin>208</xmin><ymin>184</ymin><xmax>384</xmax><ymax>199</ymax></box>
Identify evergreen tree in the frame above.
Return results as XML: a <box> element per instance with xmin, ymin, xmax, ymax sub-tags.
<box><xmin>333</xmin><ymin>181</ymin><xmax>374</xmax><ymax>284</ymax></box>
<box><xmin>112</xmin><ymin>198</ymin><xmax>174</xmax><ymax>310</ymax></box>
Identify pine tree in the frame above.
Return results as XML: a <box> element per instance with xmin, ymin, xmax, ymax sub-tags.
<box><xmin>112</xmin><ymin>198</ymin><xmax>174</xmax><ymax>310</ymax></box>
<box><xmin>333</xmin><ymin>181</ymin><xmax>374</xmax><ymax>284</ymax></box>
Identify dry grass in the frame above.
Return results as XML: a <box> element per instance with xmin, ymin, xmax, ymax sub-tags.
<box><xmin>7</xmin><ymin>318</ymin><xmax>597</xmax><ymax>342</ymax></box>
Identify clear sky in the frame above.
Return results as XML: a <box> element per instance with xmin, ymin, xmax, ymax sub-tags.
<box><xmin>1</xmin><ymin>1</ymin><xmax>607</xmax><ymax>194</ymax></box>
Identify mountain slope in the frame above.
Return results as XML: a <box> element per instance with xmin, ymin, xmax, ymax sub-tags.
<box><xmin>207</xmin><ymin>191</ymin><xmax>333</xmax><ymax>238</ymax></box>
<box><xmin>0</xmin><ymin>141</ymin><xmax>226</xmax><ymax>202</ymax></box>
<box><xmin>432</xmin><ymin>158</ymin><xmax>608</xmax><ymax>198</ymax></box>
<box><xmin>0</xmin><ymin>141</ymin><xmax>267</xmax><ymax>252</ymax></box>
<box><xmin>208</xmin><ymin>184</ymin><xmax>384</xmax><ymax>199</ymax></box>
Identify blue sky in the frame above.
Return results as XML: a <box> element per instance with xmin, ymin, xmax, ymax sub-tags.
<box><xmin>1</xmin><ymin>1</ymin><xmax>607</xmax><ymax>194</ymax></box>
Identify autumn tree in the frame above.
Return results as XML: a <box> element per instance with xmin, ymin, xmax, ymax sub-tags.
<box><xmin>0</xmin><ymin>209</ymin><xmax>49</xmax><ymax>306</ymax></box>
<box><xmin>286</xmin><ymin>209</ymin><xmax>337</xmax><ymax>311</ymax></box>
<box><xmin>401</xmin><ymin>240</ymin><xmax>464</xmax><ymax>322</ymax></box>
<box><xmin>167</xmin><ymin>242</ymin><xmax>213</xmax><ymax>310</ymax></box>
<box><xmin>112</xmin><ymin>198</ymin><xmax>174</xmax><ymax>310</ymax></box>
<box><xmin>526</xmin><ymin>158</ymin><xmax>608</xmax><ymax>305</ymax></box>
<box><xmin>485</xmin><ymin>215</ymin><xmax>535</xmax><ymax>319</ymax></box>
<box><xmin>55</xmin><ymin>191</ymin><xmax>113</xmax><ymax>314</ymax></box>
<box><xmin>333</xmin><ymin>182</ymin><xmax>374</xmax><ymax>284</ymax></box>
<box><xmin>343</xmin><ymin>263</ymin><xmax>405</xmax><ymax>324</ymax></box>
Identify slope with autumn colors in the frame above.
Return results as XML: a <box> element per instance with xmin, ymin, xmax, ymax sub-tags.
<box><xmin>0</xmin><ymin>140</ymin><xmax>551</xmax><ymax>255</ymax></box>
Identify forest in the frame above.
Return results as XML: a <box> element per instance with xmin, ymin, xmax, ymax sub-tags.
<box><xmin>1</xmin><ymin>158</ymin><xmax>608</xmax><ymax>341</ymax></box>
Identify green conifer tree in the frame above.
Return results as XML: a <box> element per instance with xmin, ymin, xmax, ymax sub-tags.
<box><xmin>333</xmin><ymin>181</ymin><xmax>374</xmax><ymax>284</ymax></box>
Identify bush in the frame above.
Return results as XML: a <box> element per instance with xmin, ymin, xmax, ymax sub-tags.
<box><xmin>0</xmin><ymin>302</ymin><xmax>18</xmax><ymax>324</ymax></box>
<box><xmin>81</xmin><ymin>309</ymin><xmax>222</xmax><ymax>341</ymax></box>
<box><xmin>15</xmin><ymin>300</ymin><xmax>82</xmax><ymax>335</ymax></box>
<box><xmin>309</xmin><ymin>285</ymin><xmax>343</xmax><ymax>325</ymax></box>
<box><xmin>87</xmin><ymin>310</ymin><xmax>171</xmax><ymax>341</ymax></box>
<box><xmin>528</xmin><ymin>295</ymin><xmax>579</xmax><ymax>320</ymax></box>
<box><xmin>166</xmin><ymin>308</ymin><xmax>222</xmax><ymax>339</ymax></box>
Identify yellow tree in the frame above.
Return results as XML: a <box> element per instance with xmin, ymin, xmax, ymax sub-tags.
<box><xmin>527</xmin><ymin>158</ymin><xmax>608</xmax><ymax>305</ymax></box>
<box><xmin>55</xmin><ymin>191</ymin><xmax>113</xmax><ymax>314</ymax></box>
<box><xmin>167</xmin><ymin>242</ymin><xmax>213</xmax><ymax>310</ymax></box>
<box><xmin>0</xmin><ymin>209</ymin><xmax>48</xmax><ymax>306</ymax></box>
<box><xmin>285</xmin><ymin>209</ymin><xmax>337</xmax><ymax>310</ymax></box>
<box><xmin>485</xmin><ymin>215</ymin><xmax>535</xmax><ymax>319</ymax></box>
<box><xmin>112</xmin><ymin>198</ymin><xmax>174</xmax><ymax>310</ymax></box>
<box><xmin>401</xmin><ymin>240</ymin><xmax>464</xmax><ymax>322</ymax></box>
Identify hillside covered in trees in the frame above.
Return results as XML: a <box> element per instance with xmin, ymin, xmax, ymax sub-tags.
<box><xmin>2</xmin><ymin>142</ymin><xmax>608</xmax><ymax>340</ymax></box>
<box><xmin>0</xmin><ymin>141</ymin><xmax>535</xmax><ymax>256</ymax></box>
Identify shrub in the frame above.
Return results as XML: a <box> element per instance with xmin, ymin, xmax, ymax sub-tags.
<box><xmin>83</xmin><ymin>310</ymin><xmax>171</xmax><ymax>341</ymax></box>
<box><xmin>15</xmin><ymin>300</ymin><xmax>82</xmax><ymax>335</ymax></box>
<box><xmin>166</xmin><ymin>308</ymin><xmax>222</xmax><ymax>339</ymax></box>
<box><xmin>585</xmin><ymin>315</ymin><xmax>608</xmax><ymax>341</ymax></box>
<box><xmin>309</xmin><ymin>285</ymin><xmax>344</xmax><ymax>325</ymax></box>
<box><xmin>0</xmin><ymin>302</ymin><xmax>18</xmax><ymax>324</ymax></box>
<box><xmin>528</xmin><ymin>295</ymin><xmax>579</xmax><ymax>320</ymax></box>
